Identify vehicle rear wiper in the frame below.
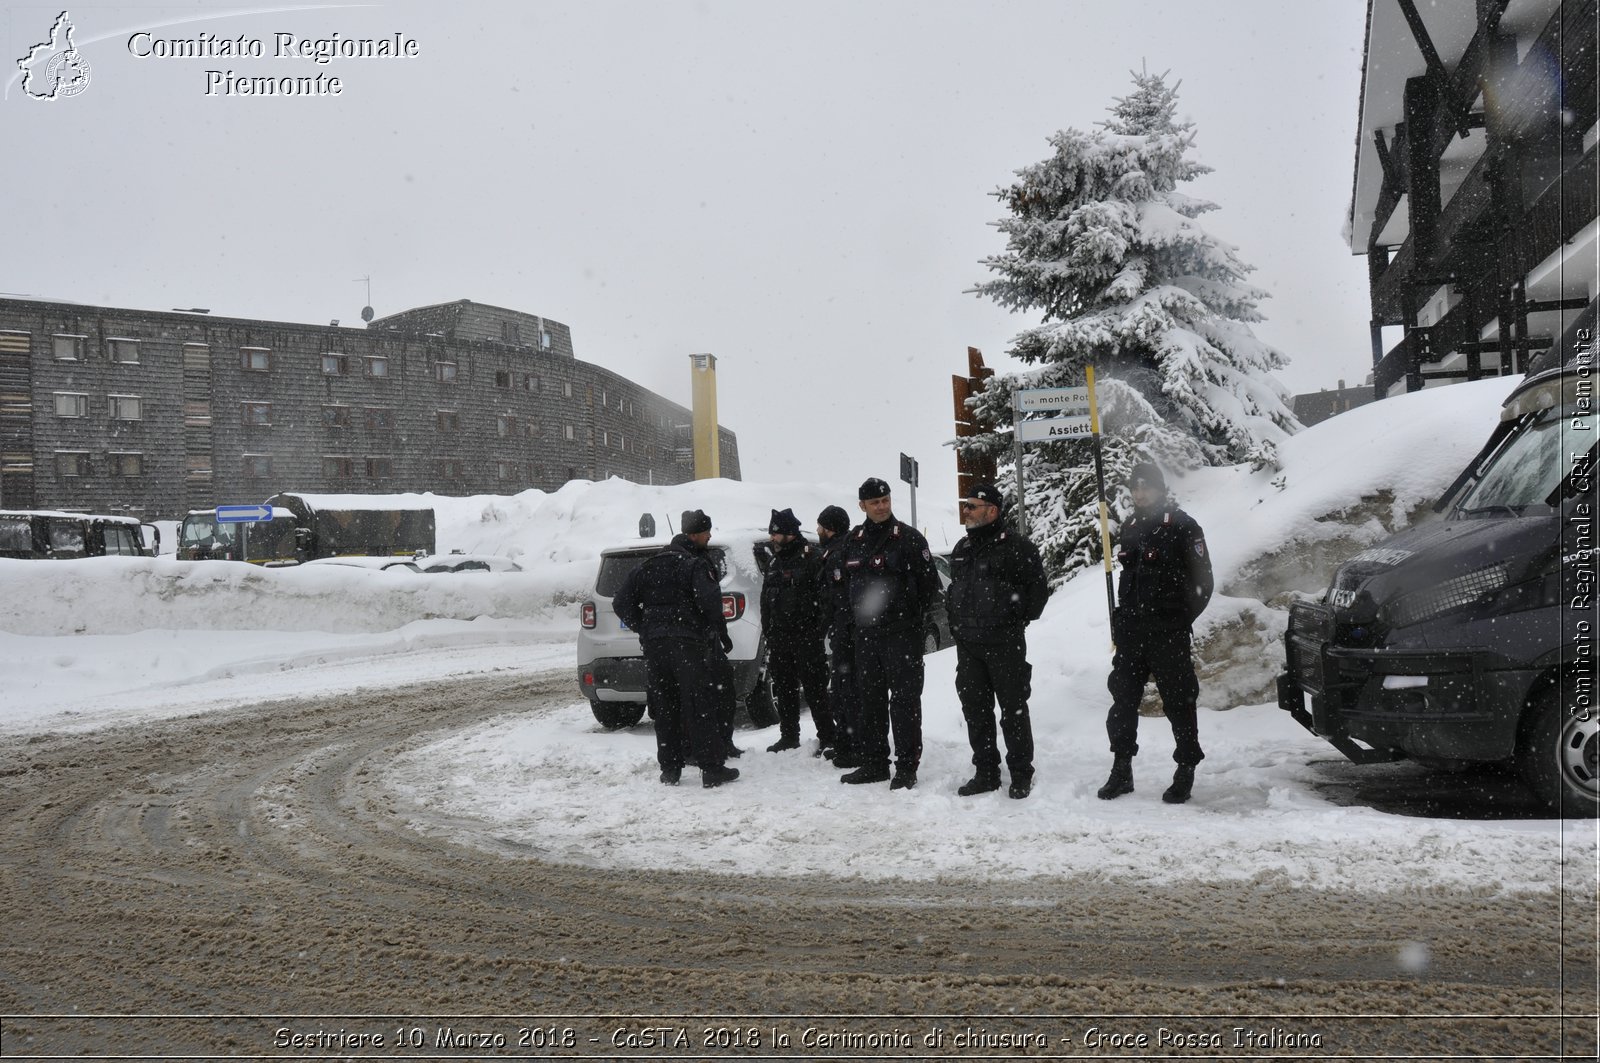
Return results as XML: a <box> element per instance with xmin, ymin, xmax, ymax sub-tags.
<box><xmin>1457</xmin><ymin>504</ymin><xmax>1523</xmax><ymax>518</ymax></box>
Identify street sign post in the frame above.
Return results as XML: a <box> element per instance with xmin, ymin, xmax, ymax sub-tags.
<box><xmin>898</xmin><ymin>452</ymin><xmax>920</xmax><ymax>529</ymax></box>
<box><xmin>215</xmin><ymin>504</ymin><xmax>271</xmax><ymax>524</ymax></box>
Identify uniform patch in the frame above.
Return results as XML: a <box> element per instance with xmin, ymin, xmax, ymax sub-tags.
<box><xmin>921</xmin><ymin>548</ymin><xmax>931</xmax><ymax>560</ymax></box>
<box><xmin>1193</xmin><ymin>539</ymin><xmax>1207</xmax><ymax>559</ymax></box>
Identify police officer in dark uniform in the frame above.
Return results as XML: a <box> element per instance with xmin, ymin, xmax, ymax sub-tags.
<box><xmin>815</xmin><ymin>504</ymin><xmax>858</xmax><ymax>764</ymax></box>
<box><xmin>760</xmin><ymin>508</ymin><xmax>836</xmax><ymax>754</ymax></box>
<box><xmin>613</xmin><ymin>509</ymin><xmax>740</xmax><ymax>789</ymax></box>
<box><xmin>1098</xmin><ymin>463</ymin><xmax>1213</xmax><ymax>804</ymax></box>
<box><xmin>947</xmin><ymin>483</ymin><xmax>1050</xmax><ymax>799</ymax></box>
<box><xmin>838</xmin><ymin>478</ymin><xmax>942</xmax><ymax>789</ymax></box>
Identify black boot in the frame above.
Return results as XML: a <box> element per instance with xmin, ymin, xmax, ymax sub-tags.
<box><xmin>1162</xmin><ymin>764</ymin><xmax>1195</xmax><ymax>804</ymax></box>
<box><xmin>766</xmin><ymin>734</ymin><xmax>800</xmax><ymax>752</ymax></box>
<box><xmin>1008</xmin><ymin>773</ymin><xmax>1033</xmax><ymax>800</ymax></box>
<box><xmin>957</xmin><ymin>773</ymin><xmax>1002</xmax><ymax>797</ymax></box>
<box><xmin>1096</xmin><ymin>755</ymin><xmax>1134</xmax><ymax>800</ymax></box>
<box><xmin>840</xmin><ymin>764</ymin><xmax>890</xmax><ymax>785</ymax></box>
<box><xmin>724</xmin><ymin>740</ymin><xmax>743</xmax><ymax>759</ymax></box>
<box><xmin>701</xmin><ymin>764</ymin><xmax>740</xmax><ymax>788</ymax></box>
<box><xmin>889</xmin><ymin>769</ymin><xmax>917</xmax><ymax>791</ymax></box>
<box><xmin>832</xmin><ymin>751</ymin><xmax>863</xmax><ymax>769</ymax></box>
<box><xmin>660</xmin><ymin>767</ymin><xmax>681</xmax><ymax>785</ymax></box>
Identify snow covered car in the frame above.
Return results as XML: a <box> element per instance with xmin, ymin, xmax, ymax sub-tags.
<box><xmin>577</xmin><ymin>534</ymin><xmax>778</xmax><ymax>731</ymax></box>
<box><xmin>0</xmin><ymin>510</ymin><xmax>157</xmax><ymax>559</ymax></box>
<box><xmin>300</xmin><ymin>556</ymin><xmax>423</xmax><ymax>573</ymax></box>
<box><xmin>1277</xmin><ymin>358</ymin><xmax>1597</xmax><ymax>816</ymax></box>
<box><xmin>421</xmin><ymin>552</ymin><xmax>522</xmax><ymax>573</ymax></box>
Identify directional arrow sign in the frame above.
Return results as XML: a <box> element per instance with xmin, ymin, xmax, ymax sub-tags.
<box><xmin>1017</xmin><ymin>415</ymin><xmax>1094</xmax><ymax>443</ymax></box>
<box><xmin>1016</xmin><ymin>386</ymin><xmax>1091</xmax><ymax>415</ymax></box>
<box><xmin>216</xmin><ymin>504</ymin><xmax>272</xmax><ymax>524</ymax></box>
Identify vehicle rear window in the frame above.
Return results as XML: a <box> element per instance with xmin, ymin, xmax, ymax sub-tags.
<box><xmin>0</xmin><ymin>518</ymin><xmax>30</xmax><ymax>552</ymax></box>
<box><xmin>48</xmin><ymin>521</ymin><xmax>85</xmax><ymax>557</ymax></box>
<box><xmin>595</xmin><ymin>546</ymin><xmax>725</xmax><ymax>597</ymax></box>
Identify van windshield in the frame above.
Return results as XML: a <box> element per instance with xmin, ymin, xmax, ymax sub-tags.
<box><xmin>1455</xmin><ymin>412</ymin><xmax>1567</xmax><ymax>516</ymax></box>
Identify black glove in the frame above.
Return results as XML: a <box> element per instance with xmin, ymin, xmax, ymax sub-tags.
<box><xmin>719</xmin><ymin>630</ymin><xmax>734</xmax><ymax>654</ymax></box>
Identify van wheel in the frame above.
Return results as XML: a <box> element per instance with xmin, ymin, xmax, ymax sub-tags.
<box><xmin>741</xmin><ymin>674</ymin><xmax>778</xmax><ymax>728</ymax></box>
<box><xmin>1516</xmin><ymin>688</ymin><xmax>1599</xmax><ymax>817</ymax></box>
<box><xmin>590</xmin><ymin>701</ymin><xmax>647</xmax><ymax>731</ymax></box>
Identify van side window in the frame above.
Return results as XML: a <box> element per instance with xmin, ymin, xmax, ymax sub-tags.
<box><xmin>48</xmin><ymin>521</ymin><xmax>85</xmax><ymax>557</ymax></box>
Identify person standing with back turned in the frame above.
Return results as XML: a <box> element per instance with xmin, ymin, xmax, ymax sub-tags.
<box><xmin>612</xmin><ymin>509</ymin><xmax>741</xmax><ymax>789</ymax></box>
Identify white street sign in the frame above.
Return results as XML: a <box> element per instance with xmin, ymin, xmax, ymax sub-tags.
<box><xmin>1016</xmin><ymin>386</ymin><xmax>1091</xmax><ymax>414</ymax></box>
<box><xmin>1017</xmin><ymin>415</ymin><xmax>1094</xmax><ymax>443</ymax></box>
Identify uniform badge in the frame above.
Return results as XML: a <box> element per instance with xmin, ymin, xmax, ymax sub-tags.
<box><xmin>921</xmin><ymin>548</ymin><xmax>931</xmax><ymax>560</ymax></box>
<box><xmin>1193</xmin><ymin>540</ymin><xmax>1207</xmax><ymax>559</ymax></box>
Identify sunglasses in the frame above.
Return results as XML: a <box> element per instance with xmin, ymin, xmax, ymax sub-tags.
<box><xmin>959</xmin><ymin>500</ymin><xmax>995</xmax><ymax>511</ymax></box>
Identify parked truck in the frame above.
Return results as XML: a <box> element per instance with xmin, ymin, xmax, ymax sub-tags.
<box><xmin>1277</xmin><ymin>354</ymin><xmax>1596</xmax><ymax>816</ymax></box>
<box><xmin>177</xmin><ymin>494</ymin><xmax>435</xmax><ymax>565</ymax></box>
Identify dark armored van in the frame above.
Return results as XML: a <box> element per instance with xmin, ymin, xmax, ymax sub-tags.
<box><xmin>1278</xmin><ymin>359</ymin><xmax>1596</xmax><ymax>815</ymax></box>
<box><xmin>0</xmin><ymin>510</ymin><xmax>157</xmax><ymax>559</ymax></box>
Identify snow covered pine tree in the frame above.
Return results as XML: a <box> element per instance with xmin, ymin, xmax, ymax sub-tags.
<box><xmin>963</xmin><ymin>68</ymin><xmax>1299</xmax><ymax>581</ymax></box>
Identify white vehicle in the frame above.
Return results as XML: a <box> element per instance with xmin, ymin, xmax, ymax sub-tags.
<box><xmin>421</xmin><ymin>552</ymin><xmax>523</xmax><ymax>573</ymax></box>
<box><xmin>300</xmin><ymin>556</ymin><xmax>423</xmax><ymax>573</ymax></box>
<box><xmin>577</xmin><ymin>533</ymin><xmax>778</xmax><ymax>731</ymax></box>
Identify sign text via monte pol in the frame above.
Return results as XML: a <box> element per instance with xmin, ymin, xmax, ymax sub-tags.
<box><xmin>126</xmin><ymin>30</ymin><xmax>421</xmax><ymax>96</ymax></box>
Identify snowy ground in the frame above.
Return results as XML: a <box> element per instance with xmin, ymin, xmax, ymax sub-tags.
<box><xmin>3</xmin><ymin>375</ymin><xmax>1594</xmax><ymax>893</ymax></box>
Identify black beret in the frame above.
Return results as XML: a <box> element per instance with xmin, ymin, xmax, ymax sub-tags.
<box><xmin>768</xmin><ymin>508</ymin><xmax>801</xmax><ymax>536</ymax></box>
<box><xmin>965</xmin><ymin>482</ymin><xmax>1005</xmax><ymax>510</ymax></box>
<box><xmin>817</xmin><ymin>505</ymin><xmax>851</xmax><ymax>534</ymax></box>
<box><xmin>858</xmin><ymin>477</ymin><xmax>892</xmax><ymax>501</ymax></box>
<box><xmin>681</xmin><ymin>509</ymin><xmax>712</xmax><ymax>535</ymax></box>
<box><xmin>1128</xmin><ymin>463</ymin><xmax>1167</xmax><ymax>492</ymax></box>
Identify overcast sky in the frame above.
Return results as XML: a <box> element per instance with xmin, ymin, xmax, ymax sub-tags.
<box><xmin>5</xmin><ymin>0</ymin><xmax>1371</xmax><ymax>530</ymax></box>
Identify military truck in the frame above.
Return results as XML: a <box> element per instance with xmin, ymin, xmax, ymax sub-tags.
<box><xmin>0</xmin><ymin>510</ymin><xmax>157</xmax><ymax>559</ymax></box>
<box><xmin>1277</xmin><ymin>355</ymin><xmax>1596</xmax><ymax>815</ymax></box>
<box><xmin>177</xmin><ymin>494</ymin><xmax>435</xmax><ymax>565</ymax></box>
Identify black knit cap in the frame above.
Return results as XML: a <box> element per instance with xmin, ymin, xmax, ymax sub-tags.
<box><xmin>858</xmin><ymin>477</ymin><xmax>892</xmax><ymax>501</ymax></box>
<box><xmin>817</xmin><ymin>505</ymin><xmax>851</xmax><ymax>535</ymax></box>
<box><xmin>768</xmin><ymin>508</ymin><xmax>801</xmax><ymax>536</ymax></box>
<box><xmin>1128</xmin><ymin>463</ymin><xmax>1166</xmax><ymax>492</ymax></box>
<box><xmin>681</xmin><ymin>509</ymin><xmax>712</xmax><ymax>534</ymax></box>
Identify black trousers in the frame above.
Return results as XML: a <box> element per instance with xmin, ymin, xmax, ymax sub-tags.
<box><xmin>768</xmin><ymin>631</ymin><xmax>834</xmax><ymax>744</ymax></box>
<box><xmin>853</xmin><ymin>625</ymin><xmax>924</xmax><ymax>772</ymax></box>
<box><xmin>642</xmin><ymin>637</ymin><xmax>725</xmax><ymax>771</ymax></box>
<box><xmin>707</xmin><ymin>646</ymin><xmax>737</xmax><ymax>744</ymax></box>
<box><xmin>955</xmin><ymin>634</ymin><xmax>1034</xmax><ymax>779</ymax></box>
<box><xmin>828</xmin><ymin>628</ymin><xmax>861</xmax><ymax>757</ymax></box>
<box><xmin>1106</xmin><ymin>627</ymin><xmax>1204</xmax><ymax>765</ymax></box>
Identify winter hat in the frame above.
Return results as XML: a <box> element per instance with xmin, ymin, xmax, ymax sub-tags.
<box><xmin>681</xmin><ymin>509</ymin><xmax>712</xmax><ymax>535</ymax></box>
<box><xmin>858</xmin><ymin>477</ymin><xmax>892</xmax><ymax>501</ymax></box>
<box><xmin>817</xmin><ymin>505</ymin><xmax>851</xmax><ymax>535</ymax></box>
<box><xmin>768</xmin><ymin>508</ymin><xmax>802</xmax><ymax>536</ymax></box>
<box><xmin>964</xmin><ymin>482</ymin><xmax>1005</xmax><ymax>510</ymax></box>
<box><xmin>1128</xmin><ymin>463</ymin><xmax>1167</xmax><ymax>493</ymax></box>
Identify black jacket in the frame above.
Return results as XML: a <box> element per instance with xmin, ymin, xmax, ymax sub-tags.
<box><xmin>1114</xmin><ymin>505</ymin><xmax>1214</xmax><ymax>633</ymax></box>
<box><xmin>817</xmin><ymin>533</ymin><xmax>853</xmax><ymax>637</ymax></box>
<box><xmin>760</xmin><ymin>537</ymin><xmax>825</xmax><ymax>638</ymax></box>
<box><xmin>613</xmin><ymin>534</ymin><xmax>727</xmax><ymax>644</ymax></box>
<box><xmin>839</xmin><ymin>516</ymin><xmax>942</xmax><ymax>634</ymax></box>
<box><xmin>948</xmin><ymin>519</ymin><xmax>1049</xmax><ymax>643</ymax></box>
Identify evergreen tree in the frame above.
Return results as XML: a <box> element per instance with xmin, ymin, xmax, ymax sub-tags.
<box><xmin>963</xmin><ymin>67</ymin><xmax>1299</xmax><ymax>580</ymax></box>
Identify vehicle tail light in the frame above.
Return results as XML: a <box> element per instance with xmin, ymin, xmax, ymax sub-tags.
<box><xmin>722</xmin><ymin>592</ymin><xmax>745</xmax><ymax>621</ymax></box>
<box><xmin>581</xmin><ymin>601</ymin><xmax>597</xmax><ymax>628</ymax></box>
<box><xmin>583</xmin><ymin>672</ymin><xmax>596</xmax><ymax>687</ymax></box>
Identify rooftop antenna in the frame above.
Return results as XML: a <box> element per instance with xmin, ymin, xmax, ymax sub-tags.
<box><xmin>355</xmin><ymin>275</ymin><xmax>374</xmax><ymax>322</ymax></box>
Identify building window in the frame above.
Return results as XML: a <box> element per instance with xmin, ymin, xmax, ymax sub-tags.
<box><xmin>497</xmin><ymin>414</ymin><xmax>515</xmax><ymax>438</ymax></box>
<box><xmin>433</xmin><ymin>459</ymin><xmax>466</xmax><ymax>479</ymax></box>
<box><xmin>322</xmin><ymin>455</ymin><xmax>355</xmax><ymax>480</ymax></box>
<box><xmin>321</xmin><ymin>404</ymin><xmax>351</xmax><ymax>429</ymax></box>
<box><xmin>365</xmin><ymin>355</ymin><xmax>390</xmax><ymax>379</ymax></box>
<box><xmin>436</xmin><ymin>410</ymin><xmax>460</xmax><ymax>432</ymax></box>
<box><xmin>186</xmin><ymin>454</ymin><xmax>214</xmax><ymax>481</ymax></box>
<box><xmin>242</xmin><ymin>402</ymin><xmax>273</xmax><ymax>426</ymax></box>
<box><xmin>184</xmin><ymin>400</ymin><xmax>212</xmax><ymax>427</ymax></box>
<box><xmin>527</xmin><ymin>374</ymin><xmax>541</xmax><ymax>392</ymax></box>
<box><xmin>615</xmin><ymin>433</ymin><xmax>624</xmax><ymax>450</ymax></box>
<box><xmin>54</xmin><ymin>392</ymin><xmax>88</xmax><ymax>418</ymax></box>
<box><xmin>366</xmin><ymin>407</ymin><xmax>395</xmax><ymax>431</ymax></box>
<box><xmin>106</xmin><ymin>338</ymin><xmax>141</xmax><ymax>364</ymax></box>
<box><xmin>501</xmin><ymin>321</ymin><xmax>521</xmax><ymax>344</ymax></box>
<box><xmin>523</xmin><ymin>421</ymin><xmax>541</xmax><ymax>438</ymax></box>
<box><xmin>435</xmin><ymin>361</ymin><xmax>458</xmax><ymax>384</ymax></box>
<box><xmin>240</xmin><ymin>347</ymin><xmax>271</xmax><ymax>371</ymax></box>
<box><xmin>496</xmin><ymin>461</ymin><xmax>515</xmax><ymax>481</ymax></box>
<box><xmin>241</xmin><ymin>454</ymin><xmax>272</xmax><ymax>479</ymax></box>
<box><xmin>53</xmin><ymin>335</ymin><xmax>85</xmax><ymax>361</ymax></box>
<box><xmin>56</xmin><ymin>451</ymin><xmax>91</xmax><ymax>477</ymax></box>
<box><xmin>495</xmin><ymin>370</ymin><xmax>511</xmax><ymax>389</ymax></box>
<box><xmin>109</xmin><ymin>452</ymin><xmax>144</xmax><ymax>477</ymax></box>
<box><xmin>564</xmin><ymin>424</ymin><xmax>575</xmax><ymax>441</ymax></box>
<box><xmin>541</xmin><ymin>330</ymin><xmax>552</xmax><ymax>349</ymax></box>
<box><xmin>365</xmin><ymin>456</ymin><xmax>393</xmax><ymax>479</ymax></box>
<box><xmin>562</xmin><ymin>381</ymin><xmax>572</xmax><ymax>398</ymax></box>
<box><xmin>108</xmin><ymin>394</ymin><xmax>143</xmax><ymax>421</ymax></box>
<box><xmin>321</xmin><ymin>353</ymin><xmax>348</xmax><ymax>376</ymax></box>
